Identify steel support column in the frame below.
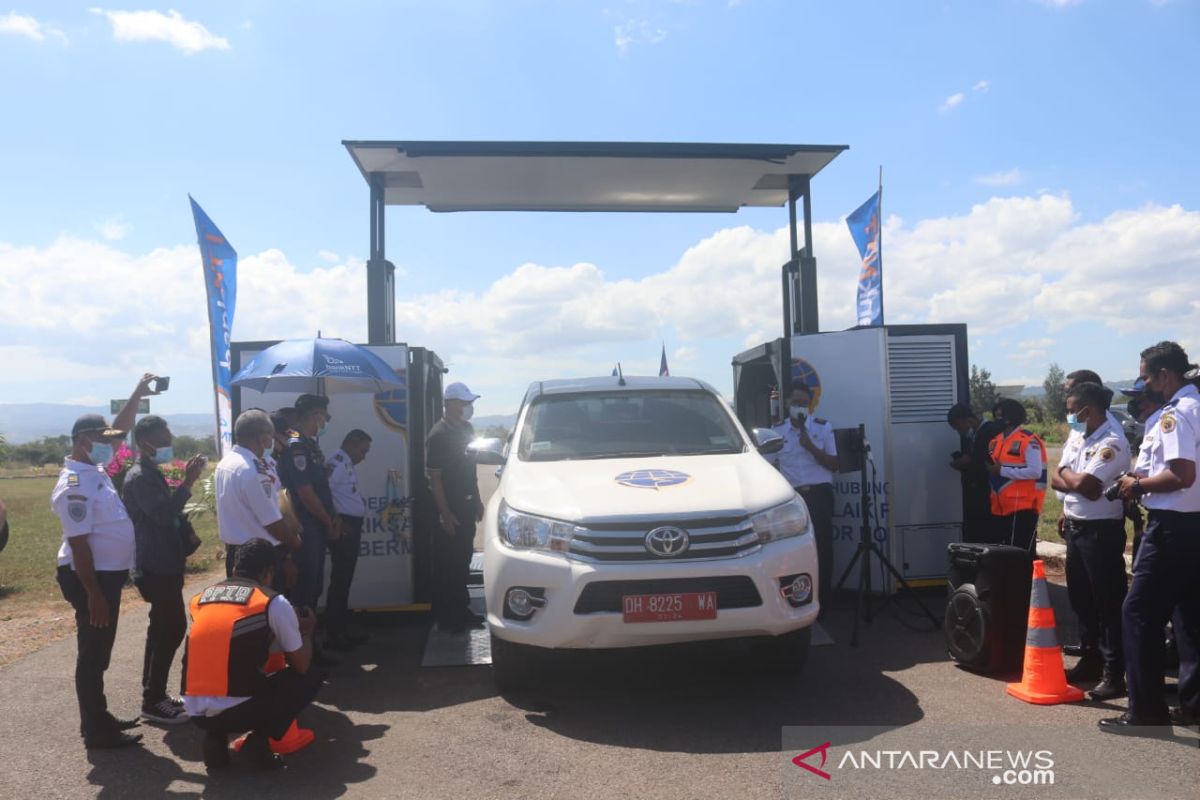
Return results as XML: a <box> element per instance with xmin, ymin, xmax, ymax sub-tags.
<box><xmin>798</xmin><ymin>175</ymin><xmax>819</xmax><ymax>333</ymax></box>
<box><xmin>367</xmin><ymin>172</ymin><xmax>395</xmax><ymax>344</ymax></box>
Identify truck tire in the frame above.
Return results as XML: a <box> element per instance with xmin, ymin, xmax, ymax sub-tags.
<box><xmin>490</xmin><ymin>632</ymin><xmax>539</xmax><ymax>693</ymax></box>
<box><xmin>756</xmin><ymin>627</ymin><xmax>812</xmax><ymax>675</ymax></box>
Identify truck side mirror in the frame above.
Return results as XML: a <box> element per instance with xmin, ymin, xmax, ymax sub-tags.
<box><xmin>467</xmin><ymin>437</ymin><xmax>507</xmax><ymax>465</ymax></box>
<box><xmin>751</xmin><ymin>428</ymin><xmax>784</xmax><ymax>455</ymax></box>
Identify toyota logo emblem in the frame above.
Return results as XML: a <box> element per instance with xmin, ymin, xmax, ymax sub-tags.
<box><xmin>645</xmin><ymin>526</ymin><xmax>690</xmax><ymax>557</ymax></box>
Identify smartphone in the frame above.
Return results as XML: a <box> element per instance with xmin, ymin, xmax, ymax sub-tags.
<box><xmin>154</xmin><ymin>376</ymin><xmax>170</xmax><ymax>393</ymax></box>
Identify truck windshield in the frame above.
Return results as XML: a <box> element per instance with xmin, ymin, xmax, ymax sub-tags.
<box><xmin>517</xmin><ymin>390</ymin><xmax>746</xmax><ymax>462</ymax></box>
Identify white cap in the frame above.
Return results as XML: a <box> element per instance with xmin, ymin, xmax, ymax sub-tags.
<box><xmin>444</xmin><ymin>381</ymin><xmax>480</xmax><ymax>402</ymax></box>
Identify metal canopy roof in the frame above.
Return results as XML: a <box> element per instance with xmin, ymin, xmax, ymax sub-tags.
<box><xmin>342</xmin><ymin>140</ymin><xmax>848</xmax><ymax>213</ymax></box>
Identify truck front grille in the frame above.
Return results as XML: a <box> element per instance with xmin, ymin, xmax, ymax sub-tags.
<box><xmin>568</xmin><ymin>517</ymin><xmax>760</xmax><ymax>563</ymax></box>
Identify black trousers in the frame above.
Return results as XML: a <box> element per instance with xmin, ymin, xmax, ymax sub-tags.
<box><xmin>290</xmin><ymin>523</ymin><xmax>328</xmax><ymax>612</ymax></box>
<box><xmin>1063</xmin><ymin>518</ymin><xmax>1127</xmax><ymax>675</ymax></box>
<box><xmin>433</xmin><ymin>511</ymin><xmax>476</xmax><ymax>626</ymax></box>
<box><xmin>962</xmin><ymin>502</ymin><xmax>995</xmax><ymax>545</ymax></box>
<box><xmin>796</xmin><ymin>484</ymin><xmax>834</xmax><ymax>609</ymax></box>
<box><xmin>1123</xmin><ymin>510</ymin><xmax>1200</xmax><ymax>720</ymax></box>
<box><xmin>991</xmin><ymin>510</ymin><xmax>1039</xmax><ymax>551</ymax></box>
<box><xmin>56</xmin><ymin>566</ymin><xmax>127</xmax><ymax>739</ymax></box>
<box><xmin>326</xmin><ymin>514</ymin><xmax>364</xmax><ymax>635</ymax></box>
<box><xmin>191</xmin><ymin>668</ymin><xmax>323</xmax><ymax>741</ymax></box>
<box><xmin>134</xmin><ymin>570</ymin><xmax>186</xmax><ymax>705</ymax></box>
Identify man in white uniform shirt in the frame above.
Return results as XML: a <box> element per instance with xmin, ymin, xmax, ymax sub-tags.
<box><xmin>325</xmin><ymin>429</ymin><xmax>372</xmax><ymax>650</ymax></box>
<box><xmin>214</xmin><ymin>410</ymin><xmax>300</xmax><ymax>581</ymax></box>
<box><xmin>1049</xmin><ymin>382</ymin><xmax>1130</xmax><ymax>700</ymax></box>
<box><xmin>1102</xmin><ymin>341</ymin><xmax>1200</xmax><ymax>732</ymax></box>
<box><xmin>772</xmin><ymin>384</ymin><xmax>839</xmax><ymax>613</ymax></box>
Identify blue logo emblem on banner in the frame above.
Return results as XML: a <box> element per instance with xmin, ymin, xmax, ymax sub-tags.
<box><xmin>373</xmin><ymin>369</ymin><xmax>409</xmax><ymax>431</ymax></box>
<box><xmin>846</xmin><ymin>190</ymin><xmax>883</xmax><ymax>327</ymax></box>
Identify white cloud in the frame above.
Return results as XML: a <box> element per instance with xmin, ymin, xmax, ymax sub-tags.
<box><xmin>95</xmin><ymin>217</ymin><xmax>129</xmax><ymax>241</ymax></box>
<box><xmin>614</xmin><ymin>19</ymin><xmax>667</xmax><ymax>54</ymax></box>
<box><xmin>939</xmin><ymin>92</ymin><xmax>965</xmax><ymax>113</ymax></box>
<box><xmin>972</xmin><ymin>80</ymin><xmax>989</xmax><ymax>93</ymax></box>
<box><xmin>974</xmin><ymin>168</ymin><xmax>1025</xmax><ymax>187</ymax></box>
<box><xmin>90</xmin><ymin>8</ymin><xmax>230</xmax><ymax>54</ymax></box>
<box><xmin>0</xmin><ymin>11</ymin><xmax>67</xmax><ymax>43</ymax></box>
<box><xmin>2</xmin><ymin>196</ymin><xmax>1196</xmax><ymax>413</ymax></box>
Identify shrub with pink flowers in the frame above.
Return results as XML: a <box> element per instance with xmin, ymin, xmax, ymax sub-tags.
<box><xmin>105</xmin><ymin>442</ymin><xmax>187</xmax><ymax>492</ymax></box>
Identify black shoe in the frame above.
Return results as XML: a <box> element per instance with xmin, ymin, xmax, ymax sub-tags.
<box><xmin>1065</xmin><ymin>658</ymin><xmax>1104</xmax><ymax>682</ymax></box>
<box><xmin>108</xmin><ymin>714</ymin><xmax>141</xmax><ymax>731</ymax></box>
<box><xmin>84</xmin><ymin>730</ymin><xmax>143</xmax><ymax>749</ymax></box>
<box><xmin>312</xmin><ymin>650</ymin><xmax>340</xmax><ymax>668</ymax></box>
<box><xmin>241</xmin><ymin>734</ymin><xmax>286</xmax><ymax>771</ymax></box>
<box><xmin>1098</xmin><ymin>712</ymin><xmax>1171</xmax><ymax>733</ymax></box>
<box><xmin>1088</xmin><ymin>677</ymin><xmax>1127</xmax><ymax>701</ymax></box>
<box><xmin>462</xmin><ymin>611</ymin><xmax>486</xmax><ymax>629</ymax></box>
<box><xmin>1170</xmin><ymin>706</ymin><xmax>1200</xmax><ymax>726</ymax></box>
<box><xmin>202</xmin><ymin>731</ymin><xmax>231</xmax><ymax>769</ymax></box>
<box><xmin>439</xmin><ymin>620</ymin><xmax>467</xmax><ymax>635</ymax></box>
<box><xmin>1062</xmin><ymin>644</ymin><xmax>1094</xmax><ymax>658</ymax></box>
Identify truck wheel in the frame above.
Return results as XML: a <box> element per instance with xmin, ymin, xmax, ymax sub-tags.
<box><xmin>490</xmin><ymin>632</ymin><xmax>539</xmax><ymax>693</ymax></box>
<box><xmin>757</xmin><ymin>627</ymin><xmax>812</xmax><ymax>675</ymax></box>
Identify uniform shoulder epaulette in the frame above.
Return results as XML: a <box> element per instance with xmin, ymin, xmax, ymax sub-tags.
<box><xmin>66</xmin><ymin>470</ymin><xmax>80</xmax><ymax>488</ymax></box>
<box><xmin>813</xmin><ymin>417</ymin><xmax>828</xmax><ymax>425</ymax></box>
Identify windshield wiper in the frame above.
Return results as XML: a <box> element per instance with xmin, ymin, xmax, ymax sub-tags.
<box><xmin>572</xmin><ymin>451</ymin><xmax>665</xmax><ymax>460</ymax></box>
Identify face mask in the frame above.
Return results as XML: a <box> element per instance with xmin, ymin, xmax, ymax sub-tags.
<box><xmin>1066</xmin><ymin>412</ymin><xmax>1086</xmax><ymax>434</ymax></box>
<box><xmin>463</xmin><ymin>405</ymin><xmax>475</xmax><ymax>422</ymax></box>
<box><xmin>153</xmin><ymin>445</ymin><xmax>174</xmax><ymax>464</ymax></box>
<box><xmin>789</xmin><ymin>404</ymin><xmax>807</xmax><ymax>421</ymax></box>
<box><xmin>89</xmin><ymin>441</ymin><xmax>114</xmax><ymax>466</ymax></box>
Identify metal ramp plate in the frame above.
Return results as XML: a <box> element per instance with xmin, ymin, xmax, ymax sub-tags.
<box><xmin>811</xmin><ymin>621</ymin><xmax>833</xmax><ymax>646</ymax></box>
<box><xmin>420</xmin><ymin>589</ymin><xmax>492</xmax><ymax>667</ymax></box>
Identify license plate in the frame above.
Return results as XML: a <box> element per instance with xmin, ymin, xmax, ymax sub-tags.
<box><xmin>622</xmin><ymin>591</ymin><xmax>718</xmax><ymax>623</ymax></box>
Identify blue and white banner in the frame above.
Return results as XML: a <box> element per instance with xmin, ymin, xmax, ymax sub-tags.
<box><xmin>189</xmin><ymin>196</ymin><xmax>238</xmax><ymax>456</ymax></box>
<box><xmin>846</xmin><ymin>190</ymin><xmax>883</xmax><ymax>327</ymax></box>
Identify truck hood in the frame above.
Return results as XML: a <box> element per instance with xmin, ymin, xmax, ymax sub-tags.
<box><xmin>498</xmin><ymin>452</ymin><xmax>796</xmax><ymax>523</ymax></box>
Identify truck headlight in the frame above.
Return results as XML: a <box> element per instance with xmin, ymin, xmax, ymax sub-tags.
<box><xmin>751</xmin><ymin>498</ymin><xmax>810</xmax><ymax>544</ymax></box>
<box><xmin>498</xmin><ymin>501</ymin><xmax>579</xmax><ymax>553</ymax></box>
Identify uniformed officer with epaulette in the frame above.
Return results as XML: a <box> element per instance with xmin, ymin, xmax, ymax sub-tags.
<box><xmin>325</xmin><ymin>429</ymin><xmax>372</xmax><ymax>650</ymax></box>
<box><xmin>1101</xmin><ymin>341</ymin><xmax>1200</xmax><ymax>732</ymax></box>
<box><xmin>278</xmin><ymin>395</ymin><xmax>340</xmax><ymax>661</ymax></box>
<box><xmin>1049</xmin><ymin>381</ymin><xmax>1131</xmax><ymax>700</ymax></box>
<box><xmin>986</xmin><ymin>398</ymin><xmax>1047</xmax><ymax>551</ymax></box>
<box><xmin>772</xmin><ymin>384</ymin><xmax>839</xmax><ymax>613</ymax></box>
<box><xmin>51</xmin><ymin>374</ymin><xmax>162</xmax><ymax>749</ymax></box>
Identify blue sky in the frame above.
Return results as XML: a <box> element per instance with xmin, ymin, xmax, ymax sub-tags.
<box><xmin>1</xmin><ymin>0</ymin><xmax>1198</xmax><ymax>418</ymax></box>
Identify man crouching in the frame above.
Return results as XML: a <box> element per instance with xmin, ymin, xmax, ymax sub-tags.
<box><xmin>181</xmin><ymin>538</ymin><xmax>322</xmax><ymax>770</ymax></box>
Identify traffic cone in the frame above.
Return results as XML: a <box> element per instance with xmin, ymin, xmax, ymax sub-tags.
<box><xmin>232</xmin><ymin>650</ymin><xmax>315</xmax><ymax>755</ymax></box>
<box><xmin>1006</xmin><ymin>560</ymin><xmax>1085</xmax><ymax>705</ymax></box>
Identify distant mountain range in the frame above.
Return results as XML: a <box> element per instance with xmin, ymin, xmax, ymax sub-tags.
<box><xmin>0</xmin><ymin>404</ymin><xmax>520</xmax><ymax>444</ymax></box>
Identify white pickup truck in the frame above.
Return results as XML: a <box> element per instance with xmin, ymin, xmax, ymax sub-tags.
<box><xmin>470</xmin><ymin>376</ymin><xmax>819</xmax><ymax>691</ymax></box>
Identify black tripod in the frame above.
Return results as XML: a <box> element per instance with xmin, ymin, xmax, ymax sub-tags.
<box><xmin>833</xmin><ymin>424</ymin><xmax>939</xmax><ymax>646</ymax></box>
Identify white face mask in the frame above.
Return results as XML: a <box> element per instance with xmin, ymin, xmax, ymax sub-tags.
<box><xmin>789</xmin><ymin>404</ymin><xmax>807</xmax><ymax>421</ymax></box>
<box><xmin>462</xmin><ymin>404</ymin><xmax>474</xmax><ymax>422</ymax></box>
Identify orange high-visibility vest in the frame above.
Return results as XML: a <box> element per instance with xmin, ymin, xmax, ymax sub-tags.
<box><xmin>182</xmin><ymin>578</ymin><xmax>275</xmax><ymax>698</ymax></box>
<box><xmin>988</xmin><ymin>428</ymin><xmax>1048</xmax><ymax>515</ymax></box>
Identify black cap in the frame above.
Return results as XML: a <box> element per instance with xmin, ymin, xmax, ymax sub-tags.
<box><xmin>294</xmin><ymin>394</ymin><xmax>329</xmax><ymax>414</ymax></box>
<box><xmin>270</xmin><ymin>408</ymin><xmax>296</xmax><ymax>435</ymax></box>
<box><xmin>71</xmin><ymin>414</ymin><xmax>124</xmax><ymax>439</ymax></box>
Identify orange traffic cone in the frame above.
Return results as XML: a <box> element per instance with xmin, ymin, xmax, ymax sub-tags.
<box><xmin>1006</xmin><ymin>560</ymin><xmax>1085</xmax><ymax>705</ymax></box>
<box><xmin>231</xmin><ymin>650</ymin><xmax>315</xmax><ymax>755</ymax></box>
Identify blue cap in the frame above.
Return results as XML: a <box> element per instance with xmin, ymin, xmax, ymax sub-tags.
<box><xmin>1119</xmin><ymin>378</ymin><xmax>1146</xmax><ymax>397</ymax></box>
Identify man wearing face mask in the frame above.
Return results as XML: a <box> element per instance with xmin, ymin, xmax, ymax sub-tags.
<box><xmin>1049</xmin><ymin>383</ymin><xmax>1131</xmax><ymax>699</ymax></box>
<box><xmin>279</xmin><ymin>395</ymin><xmax>340</xmax><ymax>660</ymax></box>
<box><xmin>986</xmin><ymin>398</ymin><xmax>1047</xmax><ymax>552</ymax></box>
<box><xmin>51</xmin><ymin>375</ymin><xmax>162</xmax><ymax>749</ymax></box>
<box><xmin>325</xmin><ymin>429</ymin><xmax>372</xmax><ymax>650</ymax></box>
<box><xmin>1101</xmin><ymin>342</ymin><xmax>1200</xmax><ymax>732</ymax></box>
<box><xmin>426</xmin><ymin>382</ymin><xmax>486</xmax><ymax>634</ymax></box>
<box><xmin>772</xmin><ymin>385</ymin><xmax>840</xmax><ymax>613</ymax></box>
<box><xmin>214</xmin><ymin>410</ymin><xmax>300</xmax><ymax>580</ymax></box>
<box><xmin>121</xmin><ymin>415</ymin><xmax>207</xmax><ymax>725</ymax></box>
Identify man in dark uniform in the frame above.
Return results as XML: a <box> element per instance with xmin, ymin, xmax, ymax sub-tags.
<box><xmin>278</xmin><ymin>394</ymin><xmax>340</xmax><ymax>665</ymax></box>
<box><xmin>947</xmin><ymin>403</ymin><xmax>1002</xmax><ymax>543</ymax></box>
<box><xmin>426</xmin><ymin>382</ymin><xmax>486</xmax><ymax>634</ymax></box>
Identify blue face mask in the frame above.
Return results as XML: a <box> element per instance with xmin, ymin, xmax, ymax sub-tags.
<box><xmin>89</xmin><ymin>441</ymin><xmax>114</xmax><ymax>466</ymax></box>
<box><xmin>153</xmin><ymin>445</ymin><xmax>174</xmax><ymax>464</ymax></box>
<box><xmin>1066</xmin><ymin>412</ymin><xmax>1087</xmax><ymax>433</ymax></box>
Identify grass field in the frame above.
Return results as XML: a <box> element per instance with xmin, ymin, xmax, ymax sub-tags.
<box><xmin>0</xmin><ymin>472</ymin><xmax>224</xmax><ymax>616</ymax></box>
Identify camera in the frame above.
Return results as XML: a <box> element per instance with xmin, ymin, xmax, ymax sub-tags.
<box><xmin>1104</xmin><ymin>473</ymin><xmax>1128</xmax><ymax>502</ymax></box>
<box><xmin>153</xmin><ymin>376</ymin><xmax>170</xmax><ymax>393</ymax></box>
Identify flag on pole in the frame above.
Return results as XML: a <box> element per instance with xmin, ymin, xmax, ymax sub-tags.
<box><xmin>189</xmin><ymin>197</ymin><xmax>238</xmax><ymax>457</ymax></box>
<box><xmin>846</xmin><ymin>189</ymin><xmax>883</xmax><ymax>327</ymax></box>
<box><xmin>659</xmin><ymin>344</ymin><xmax>670</xmax><ymax>377</ymax></box>
<box><xmin>611</xmin><ymin>364</ymin><xmax>619</xmax><ymax>377</ymax></box>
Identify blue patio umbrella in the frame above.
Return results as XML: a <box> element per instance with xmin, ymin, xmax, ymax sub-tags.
<box><xmin>231</xmin><ymin>337</ymin><xmax>405</xmax><ymax>394</ymax></box>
